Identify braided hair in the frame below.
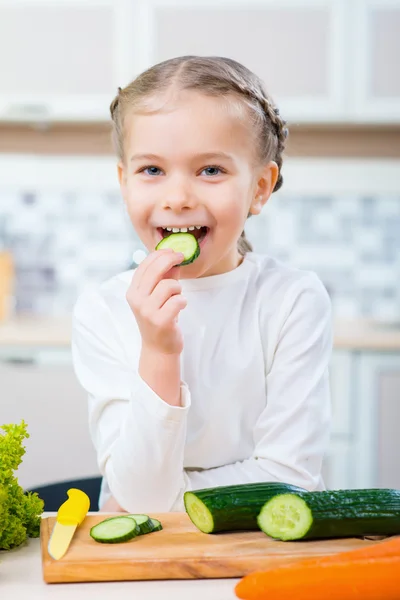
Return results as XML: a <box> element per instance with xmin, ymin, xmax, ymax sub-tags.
<box><xmin>110</xmin><ymin>56</ymin><xmax>288</xmax><ymax>255</ymax></box>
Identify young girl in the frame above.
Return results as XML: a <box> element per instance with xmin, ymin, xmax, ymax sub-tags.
<box><xmin>71</xmin><ymin>56</ymin><xmax>332</xmax><ymax>513</ymax></box>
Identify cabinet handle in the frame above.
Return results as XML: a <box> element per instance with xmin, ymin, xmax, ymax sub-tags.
<box><xmin>5</xmin><ymin>103</ymin><xmax>51</xmax><ymax>122</ymax></box>
<box><xmin>1</xmin><ymin>357</ymin><xmax>37</xmax><ymax>366</ymax></box>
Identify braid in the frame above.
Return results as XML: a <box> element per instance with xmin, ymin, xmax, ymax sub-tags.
<box><xmin>258</xmin><ymin>97</ymin><xmax>288</xmax><ymax>192</ymax></box>
<box><xmin>110</xmin><ymin>87</ymin><xmax>122</xmax><ymax>119</ymax></box>
<box><xmin>213</xmin><ymin>60</ymin><xmax>288</xmax><ymax>192</ymax></box>
<box><xmin>110</xmin><ymin>87</ymin><xmax>124</xmax><ymax>159</ymax></box>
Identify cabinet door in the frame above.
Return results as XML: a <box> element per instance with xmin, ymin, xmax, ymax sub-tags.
<box><xmin>127</xmin><ymin>0</ymin><xmax>348</xmax><ymax>123</ymax></box>
<box><xmin>378</xmin><ymin>370</ymin><xmax>400</xmax><ymax>488</ymax></box>
<box><xmin>0</xmin><ymin>358</ymin><xmax>99</xmax><ymax>490</ymax></box>
<box><xmin>322</xmin><ymin>438</ymin><xmax>353</xmax><ymax>490</ymax></box>
<box><xmin>0</xmin><ymin>0</ymin><xmax>124</xmax><ymax>122</ymax></box>
<box><xmin>354</xmin><ymin>352</ymin><xmax>400</xmax><ymax>488</ymax></box>
<box><xmin>351</xmin><ymin>0</ymin><xmax>400</xmax><ymax>122</ymax></box>
<box><xmin>330</xmin><ymin>350</ymin><xmax>354</xmax><ymax>437</ymax></box>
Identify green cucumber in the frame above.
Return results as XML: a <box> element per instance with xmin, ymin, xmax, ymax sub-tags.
<box><xmin>149</xmin><ymin>518</ymin><xmax>163</xmax><ymax>532</ymax></box>
<box><xmin>125</xmin><ymin>514</ymin><xmax>154</xmax><ymax>535</ymax></box>
<box><xmin>184</xmin><ymin>482</ymin><xmax>307</xmax><ymax>534</ymax></box>
<box><xmin>90</xmin><ymin>516</ymin><xmax>140</xmax><ymax>544</ymax></box>
<box><xmin>156</xmin><ymin>232</ymin><xmax>200</xmax><ymax>265</ymax></box>
<box><xmin>258</xmin><ymin>488</ymin><xmax>400</xmax><ymax>541</ymax></box>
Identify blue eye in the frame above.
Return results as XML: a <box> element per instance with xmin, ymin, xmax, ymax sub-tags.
<box><xmin>202</xmin><ymin>166</ymin><xmax>224</xmax><ymax>176</ymax></box>
<box><xmin>142</xmin><ymin>166</ymin><xmax>163</xmax><ymax>176</ymax></box>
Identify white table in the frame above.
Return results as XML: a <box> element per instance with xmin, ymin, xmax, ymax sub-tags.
<box><xmin>0</xmin><ymin>513</ymin><xmax>239</xmax><ymax>600</ymax></box>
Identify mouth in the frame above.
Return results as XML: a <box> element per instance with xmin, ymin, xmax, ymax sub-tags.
<box><xmin>157</xmin><ymin>225</ymin><xmax>210</xmax><ymax>245</ymax></box>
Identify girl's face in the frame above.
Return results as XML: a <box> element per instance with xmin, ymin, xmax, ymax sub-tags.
<box><xmin>118</xmin><ymin>91</ymin><xmax>278</xmax><ymax>278</ymax></box>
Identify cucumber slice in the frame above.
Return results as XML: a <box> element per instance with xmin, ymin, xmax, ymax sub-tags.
<box><xmin>126</xmin><ymin>514</ymin><xmax>153</xmax><ymax>535</ymax></box>
<box><xmin>156</xmin><ymin>233</ymin><xmax>200</xmax><ymax>265</ymax></box>
<box><xmin>149</xmin><ymin>518</ymin><xmax>163</xmax><ymax>532</ymax></box>
<box><xmin>258</xmin><ymin>489</ymin><xmax>400</xmax><ymax>541</ymax></box>
<box><xmin>90</xmin><ymin>516</ymin><xmax>140</xmax><ymax>544</ymax></box>
<box><xmin>257</xmin><ymin>493</ymin><xmax>312</xmax><ymax>541</ymax></box>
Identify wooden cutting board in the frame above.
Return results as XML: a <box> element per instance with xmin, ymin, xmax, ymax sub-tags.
<box><xmin>41</xmin><ymin>512</ymin><xmax>378</xmax><ymax>583</ymax></box>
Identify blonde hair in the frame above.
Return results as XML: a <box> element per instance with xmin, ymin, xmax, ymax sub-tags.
<box><xmin>110</xmin><ymin>56</ymin><xmax>288</xmax><ymax>255</ymax></box>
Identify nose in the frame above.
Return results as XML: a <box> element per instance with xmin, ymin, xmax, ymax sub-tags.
<box><xmin>161</xmin><ymin>176</ymin><xmax>196</xmax><ymax>212</ymax></box>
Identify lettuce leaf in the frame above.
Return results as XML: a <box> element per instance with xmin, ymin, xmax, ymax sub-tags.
<box><xmin>0</xmin><ymin>420</ymin><xmax>44</xmax><ymax>550</ymax></box>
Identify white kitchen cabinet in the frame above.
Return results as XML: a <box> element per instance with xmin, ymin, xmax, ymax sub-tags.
<box><xmin>350</xmin><ymin>0</ymin><xmax>400</xmax><ymax>122</ymax></box>
<box><xmin>325</xmin><ymin>349</ymin><xmax>400</xmax><ymax>491</ymax></box>
<box><xmin>322</xmin><ymin>438</ymin><xmax>353</xmax><ymax>490</ymax></box>
<box><xmin>127</xmin><ymin>0</ymin><xmax>348</xmax><ymax>123</ymax></box>
<box><xmin>0</xmin><ymin>349</ymin><xmax>99</xmax><ymax>490</ymax></box>
<box><xmin>329</xmin><ymin>349</ymin><xmax>355</xmax><ymax>437</ymax></box>
<box><xmin>352</xmin><ymin>352</ymin><xmax>400</xmax><ymax>488</ymax></box>
<box><xmin>378</xmin><ymin>370</ymin><xmax>400</xmax><ymax>488</ymax></box>
<box><xmin>1</xmin><ymin>0</ymin><xmax>399</xmax><ymax>124</ymax></box>
<box><xmin>0</xmin><ymin>0</ymin><xmax>130</xmax><ymax>122</ymax></box>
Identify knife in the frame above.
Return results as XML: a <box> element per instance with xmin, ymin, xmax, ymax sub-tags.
<box><xmin>48</xmin><ymin>488</ymin><xmax>90</xmax><ymax>560</ymax></box>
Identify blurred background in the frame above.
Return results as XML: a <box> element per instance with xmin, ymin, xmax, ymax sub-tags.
<box><xmin>0</xmin><ymin>0</ymin><xmax>399</xmax><ymax>504</ymax></box>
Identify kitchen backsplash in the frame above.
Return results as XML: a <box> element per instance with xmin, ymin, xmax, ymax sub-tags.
<box><xmin>0</xmin><ymin>157</ymin><xmax>399</xmax><ymax>320</ymax></box>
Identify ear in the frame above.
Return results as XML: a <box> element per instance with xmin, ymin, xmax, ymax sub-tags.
<box><xmin>249</xmin><ymin>161</ymin><xmax>279</xmax><ymax>215</ymax></box>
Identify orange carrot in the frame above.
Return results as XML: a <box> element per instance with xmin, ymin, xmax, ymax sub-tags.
<box><xmin>235</xmin><ymin>557</ymin><xmax>400</xmax><ymax>600</ymax></box>
<box><xmin>235</xmin><ymin>535</ymin><xmax>400</xmax><ymax>600</ymax></box>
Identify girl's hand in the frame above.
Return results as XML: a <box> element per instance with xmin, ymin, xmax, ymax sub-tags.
<box><xmin>126</xmin><ymin>249</ymin><xmax>187</xmax><ymax>355</ymax></box>
<box><xmin>101</xmin><ymin>495</ymin><xmax>126</xmax><ymax>513</ymax></box>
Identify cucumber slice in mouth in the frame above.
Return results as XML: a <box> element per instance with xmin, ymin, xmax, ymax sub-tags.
<box><xmin>156</xmin><ymin>232</ymin><xmax>201</xmax><ymax>265</ymax></box>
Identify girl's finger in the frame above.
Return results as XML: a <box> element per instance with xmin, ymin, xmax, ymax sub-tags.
<box><xmin>132</xmin><ymin>249</ymin><xmax>173</xmax><ymax>289</ymax></box>
<box><xmin>156</xmin><ymin>294</ymin><xmax>187</xmax><ymax>327</ymax></box>
<box><xmin>147</xmin><ymin>279</ymin><xmax>183</xmax><ymax>311</ymax></box>
<box><xmin>136</xmin><ymin>251</ymin><xmax>184</xmax><ymax>297</ymax></box>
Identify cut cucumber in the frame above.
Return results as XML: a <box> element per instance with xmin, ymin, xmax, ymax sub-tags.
<box><xmin>90</xmin><ymin>516</ymin><xmax>140</xmax><ymax>544</ymax></box>
<box><xmin>125</xmin><ymin>514</ymin><xmax>153</xmax><ymax>535</ymax></box>
<box><xmin>184</xmin><ymin>482</ymin><xmax>307</xmax><ymax>534</ymax></box>
<box><xmin>149</xmin><ymin>518</ymin><xmax>163</xmax><ymax>532</ymax></box>
<box><xmin>258</xmin><ymin>489</ymin><xmax>400</xmax><ymax>541</ymax></box>
<box><xmin>156</xmin><ymin>232</ymin><xmax>200</xmax><ymax>265</ymax></box>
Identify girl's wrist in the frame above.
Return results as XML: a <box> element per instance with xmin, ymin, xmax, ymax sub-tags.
<box><xmin>139</xmin><ymin>345</ymin><xmax>182</xmax><ymax>406</ymax></box>
<box><xmin>140</xmin><ymin>344</ymin><xmax>181</xmax><ymax>362</ymax></box>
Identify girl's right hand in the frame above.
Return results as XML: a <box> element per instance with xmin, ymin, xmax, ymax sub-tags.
<box><xmin>126</xmin><ymin>249</ymin><xmax>187</xmax><ymax>355</ymax></box>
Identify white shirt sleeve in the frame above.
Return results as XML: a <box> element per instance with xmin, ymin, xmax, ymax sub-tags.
<box><xmin>71</xmin><ymin>289</ymin><xmax>191</xmax><ymax>513</ymax></box>
<box><xmin>175</xmin><ymin>274</ymin><xmax>332</xmax><ymax>507</ymax></box>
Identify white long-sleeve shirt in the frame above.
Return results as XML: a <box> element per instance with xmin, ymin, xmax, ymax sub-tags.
<box><xmin>71</xmin><ymin>252</ymin><xmax>332</xmax><ymax>512</ymax></box>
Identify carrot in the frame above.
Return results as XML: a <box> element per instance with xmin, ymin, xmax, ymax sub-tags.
<box><xmin>235</xmin><ymin>535</ymin><xmax>400</xmax><ymax>600</ymax></box>
<box><xmin>235</xmin><ymin>557</ymin><xmax>400</xmax><ymax>600</ymax></box>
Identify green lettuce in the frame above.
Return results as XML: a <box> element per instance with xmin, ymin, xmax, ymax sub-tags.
<box><xmin>0</xmin><ymin>420</ymin><xmax>44</xmax><ymax>550</ymax></box>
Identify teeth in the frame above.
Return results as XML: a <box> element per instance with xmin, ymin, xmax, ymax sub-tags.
<box><xmin>162</xmin><ymin>225</ymin><xmax>206</xmax><ymax>233</ymax></box>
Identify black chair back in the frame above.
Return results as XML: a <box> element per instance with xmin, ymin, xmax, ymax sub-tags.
<box><xmin>27</xmin><ymin>476</ymin><xmax>102</xmax><ymax>511</ymax></box>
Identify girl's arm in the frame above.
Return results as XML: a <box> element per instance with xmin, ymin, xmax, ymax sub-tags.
<box><xmin>71</xmin><ymin>283</ymin><xmax>190</xmax><ymax>513</ymax></box>
<box><xmin>174</xmin><ymin>275</ymin><xmax>332</xmax><ymax>505</ymax></box>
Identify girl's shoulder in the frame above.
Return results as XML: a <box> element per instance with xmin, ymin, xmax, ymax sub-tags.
<box><xmin>247</xmin><ymin>252</ymin><xmax>328</xmax><ymax>295</ymax></box>
<box><xmin>247</xmin><ymin>252</ymin><xmax>331</xmax><ymax>320</ymax></box>
<box><xmin>73</xmin><ymin>268</ymin><xmax>135</xmax><ymax>324</ymax></box>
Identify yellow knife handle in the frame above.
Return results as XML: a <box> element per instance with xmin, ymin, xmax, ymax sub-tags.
<box><xmin>57</xmin><ymin>488</ymin><xmax>90</xmax><ymax>526</ymax></box>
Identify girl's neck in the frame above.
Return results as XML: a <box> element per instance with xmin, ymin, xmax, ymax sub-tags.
<box><xmin>179</xmin><ymin>252</ymin><xmax>252</xmax><ymax>292</ymax></box>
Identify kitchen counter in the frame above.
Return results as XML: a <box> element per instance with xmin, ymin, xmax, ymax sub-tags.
<box><xmin>333</xmin><ymin>319</ymin><xmax>400</xmax><ymax>351</ymax></box>
<box><xmin>0</xmin><ymin>514</ymin><xmax>238</xmax><ymax>600</ymax></box>
<box><xmin>0</xmin><ymin>316</ymin><xmax>400</xmax><ymax>350</ymax></box>
<box><xmin>0</xmin><ymin>316</ymin><xmax>72</xmax><ymax>347</ymax></box>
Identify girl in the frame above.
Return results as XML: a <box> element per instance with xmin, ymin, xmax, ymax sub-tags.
<box><xmin>71</xmin><ymin>56</ymin><xmax>332</xmax><ymax>513</ymax></box>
